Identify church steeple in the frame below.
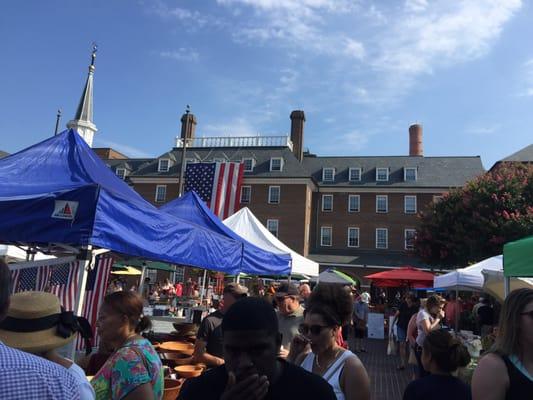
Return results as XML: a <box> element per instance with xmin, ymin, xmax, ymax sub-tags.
<box><xmin>67</xmin><ymin>44</ymin><xmax>98</xmax><ymax>147</ymax></box>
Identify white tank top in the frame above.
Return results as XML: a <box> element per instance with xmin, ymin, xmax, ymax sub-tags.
<box><xmin>301</xmin><ymin>349</ymin><xmax>354</xmax><ymax>400</ymax></box>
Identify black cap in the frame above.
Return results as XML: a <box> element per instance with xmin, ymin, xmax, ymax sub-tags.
<box><xmin>276</xmin><ymin>283</ymin><xmax>299</xmax><ymax>297</ymax></box>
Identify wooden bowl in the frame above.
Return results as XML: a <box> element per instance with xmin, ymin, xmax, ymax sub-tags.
<box><xmin>159</xmin><ymin>352</ymin><xmax>193</xmax><ymax>367</ymax></box>
<box><xmin>158</xmin><ymin>341</ymin><xmax>195</xmax><ymax>355</ymax></box>
<box><xmin>163</xmin><ymin>378</ymin><xmax>182</xmax><ymax>400</ymax></box>
<box><xmin>174</xmin><ymin>365</ymin><xmax>203</xmax><ymax>379</ymax></box>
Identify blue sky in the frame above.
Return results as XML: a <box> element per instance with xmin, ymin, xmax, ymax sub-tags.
<box><xmin>1</xmin><ymin>0</ymin><xmax>532</xmax><ymax>169</ymax></box>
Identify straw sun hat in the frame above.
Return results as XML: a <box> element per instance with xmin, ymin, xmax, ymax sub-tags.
<box><xmin>0</xmin><ymin>291</ymin><xmax>89</xmax><ymax>354</ymax></box>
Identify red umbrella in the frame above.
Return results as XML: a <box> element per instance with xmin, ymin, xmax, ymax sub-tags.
<box><xmin>365</xmin><ymin>266</ymin><xmax>434</xmax><ymax>288</ymax></box>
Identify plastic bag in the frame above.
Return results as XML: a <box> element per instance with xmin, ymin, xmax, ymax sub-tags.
<box><xmin>387</xmin><ymin>335</ymin><xmax>397</xmax><ymax>356</ymax></box>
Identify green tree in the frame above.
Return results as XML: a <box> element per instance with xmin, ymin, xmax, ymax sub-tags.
<box><xmin>415</xmin><ymin>164</ymin><xmax>533</xmax><ymax>268</ymax></box>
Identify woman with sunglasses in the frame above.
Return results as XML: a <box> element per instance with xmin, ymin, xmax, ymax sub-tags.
<box><xmin>472</xmin><ymin>288</ymin><xmax>533</xmax><ymax>400</ymax></box>
<box><xmin>290</xmin><ymin>284</ymin><xmax>370</xmax><ymax>400</ymax></box>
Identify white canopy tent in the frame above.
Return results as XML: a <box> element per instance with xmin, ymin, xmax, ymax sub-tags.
<box><xmin>0</xmin><ymin>245</ymin><xmax>56</xmax><ymax>262</ymax></box>
<box><xmin>482</xmin><ymin>269</ymin><xmax>533</xmax><ymax>302</ymax></box>
<box><xmin>433</xmin><ymin>255</ymin><xmax>503</xmax><ymax>290</ymax></box>
<box><xmin>223</xmin><ymin>207</ymin><xmax>319</xmax><ymax>277</ymax></box>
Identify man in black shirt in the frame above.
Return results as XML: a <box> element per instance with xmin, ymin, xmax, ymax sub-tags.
<box><xmin>477</xmin><ymin>297</ymin><xmax>494</xmax><ymax>338</ymax></box>
<box><xmin>393</xmin><ymin>293</ymin><xmax>419</xmax><ymax>370</ymax></box>
<box><xmin>192</xmin><ymin>282</ymin><xmax>248</xmax><ymax>367</ymax></box>
<box><xmin>179</xmin><ymin>297</ymin><xmax>336</xmax><ymax>400</ymax></box>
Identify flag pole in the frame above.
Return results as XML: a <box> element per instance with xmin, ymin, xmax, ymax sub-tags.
<box><xmin>178</xmin><ymin>106</ymin><xmax>190</xmax><ymax>197</ymax></box>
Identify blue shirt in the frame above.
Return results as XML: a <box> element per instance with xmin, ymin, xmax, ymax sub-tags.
<box><xmin>0</xmin><ymin>341</ymin><xmax>81</xmax><ymax>400</ymax></box>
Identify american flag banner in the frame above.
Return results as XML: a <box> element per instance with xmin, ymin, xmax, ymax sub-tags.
<box><xmin>10</xmin><ymin>266</ymin><xmax>50</xmax><ymax>293</ymax></box>
<box><xmin>185</xmin><ymin>162</ymin><xmax>244</xmax><ymax>219</ymax></box>
<box><xmin>48</xmin><ymin>262</ymin><xmax>81</xmax><ymax>311</ymax></box>
<box><xmin>76</xmin><ymin>255</ymin><xmax>113</xmax><ymax>350</ymax></box>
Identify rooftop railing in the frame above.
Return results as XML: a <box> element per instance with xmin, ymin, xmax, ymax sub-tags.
<box><xmin>175</xmin><ymin>135</ymin><xmax>293</xmax><ymax>150</ymax></box>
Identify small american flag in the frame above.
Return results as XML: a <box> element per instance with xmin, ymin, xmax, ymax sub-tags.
<box><xmin>48</xmin><ymin>262</ymin><xmax>80</xmax><ymax>311</ymax></box>
<box><xmin>185</xmin><ymin>162</ymin><xmax>244</xmax><ymax>219</ymax></box>
<box><xmin>76</xmin><ymin>255</ymin><xmax>113</xmax><ymax>350</ymax></box>
<box><xmin>11</xmin><ymin>266</ymin><xmax>50</xmax><ymax>293</ymax></box>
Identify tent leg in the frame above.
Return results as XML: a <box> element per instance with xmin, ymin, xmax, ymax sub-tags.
<box><xmin>504</xmin><ymin>277</ymin><xmax>511</xmax><ymax>299</ymax></box>
<box><xmin>455</xmin><ymin>288</ymin><xmax>459</xmax><ymax>332</ymax></box>
<box><xmin>236</xmin><ymin>274</ymin><xmax>240</xmax><ymax>284</ymax></box>
<box><xmin>70</xmin><ymin>245</ymin><xmax>92</xmax><ymax>360</ymax></box>
<box><xmin>138</xmin><ymin>265</ymin><xmax>147</xmax><ymax>296</ymax></box>
<box><xmin>200</xmin><ymin>269</ymin><xmax>207</xmax><ymax>304</ymax></box>
<box><xmin>288</xmin><ymin>274</ymin><xmax>292</xmax><ymax>285</ymax></box>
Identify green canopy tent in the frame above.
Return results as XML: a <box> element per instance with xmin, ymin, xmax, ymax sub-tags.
<box><xmin>503</xmin><ymin>235</ymin><xmax>533</xmax><ymax>297</ymax></box>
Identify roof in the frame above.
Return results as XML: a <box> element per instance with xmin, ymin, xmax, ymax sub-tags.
<box><xmin>500</xmin><ymin>144</ymin><xmax>533</xmax><ymax>162</ymax></box>
<box><xmin>308</xmin><ymin>251</ymin><xmax>427</xmax><ymax>269</ymax></box>
<box><xmin>98</xmin><ymin>138</ymin><xmax>484</xmax><ymax>188</ymax></box>
<box><xmin>303</xmin><ymin>155</ymin><xmax>485</xmax><ymax>188</ymax></box>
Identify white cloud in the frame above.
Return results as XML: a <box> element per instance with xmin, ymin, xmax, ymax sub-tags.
<box><xmin>93</xmin><ymin>139</ymin><xmax>153</xmax><ymax>158</ymax></box>
<box><xmin>405</xmin><ymin>0</ymin><xmax>428</xmax><ymax>13</ymax></box>
<box><xmin>343</xmin><ymin>38</ymin><xmax>366</xmax><ymax>60</ymax></box>
<box><xmin>201</xmin><ymin>117</ymin><xmax>258</xmax><ymax>137</ymax></box>
<box><xmin>159</xmin><ymin>48</ymin><xmax>199</xmax><ymax>62</ymax></box>
<box><xmin>465</xmin><ymin>124</ymin><xmax>501</xmax><ymax>136</ymax></box>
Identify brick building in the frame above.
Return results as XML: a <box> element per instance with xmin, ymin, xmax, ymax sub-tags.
<box><xmin>96</xmin><ymin>111</ymin><xmax>485</xmax><ymax>285</ymax></box>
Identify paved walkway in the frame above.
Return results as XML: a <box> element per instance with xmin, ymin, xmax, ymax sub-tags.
<box><xmin>356</xmin><ymin>339</ymin><xmax>412</xmax><ymax>400</ymax></box>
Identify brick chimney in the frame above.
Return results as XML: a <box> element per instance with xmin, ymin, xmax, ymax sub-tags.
<box><xmin>290</xmin><ymin>110</ymin><xmax>305</xmax><ymax>162</ymax></box>
<box><xmin>409</xmin><ymin>123</ymin><xmax>423</xmax><ymax>156</ymax></box>
<box><xmin>180</xmin><ymin>111</ymin><xmax>197</xmax><ymax>141</ymax></box>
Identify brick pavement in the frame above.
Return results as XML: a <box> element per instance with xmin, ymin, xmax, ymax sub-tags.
<box><xmin>355</xmin><ymin>339</ymin><xmax>412</xmax><ymax>400</ymax></box>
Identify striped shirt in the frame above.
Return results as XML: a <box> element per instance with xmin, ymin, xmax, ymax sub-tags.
<box><xmin>0</xmin><ymin>342</ymin><xmax>81</xmax><ymax>400</ymax></box>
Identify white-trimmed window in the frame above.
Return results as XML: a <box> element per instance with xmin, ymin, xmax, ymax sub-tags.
<box><xmin>348</xmin><ymin>195</ymin><xmax>360</xmax><ymax>213</ymax></box>
<box><xmin>349</xmin><ymin>168</ymin><xmax>362</xmax><ymax>182</ymax></box>
<box><xmin>175</xmin><ymin>266</ymin><xmax>185</xmax><ymax>283</ymax></box>
<box><xmin>240</xmin><ymin>186</ymin><xmax>251</xmax><ymax>204</ymax></box>
<box><xmin>270</xmin><ymin>157</ymin><xmax>283</xmax><ymax>172</ymax></box>
<box><xmin>376</xmin><ymin>168</ymin><xmax>389</xmax><ymax>181</ymax></box>
<box><xmin>158</xmin><ymin>158</ymin><xmax>170</xmax><ymax>172</ymax></box>
<box><xmin>322</xmin><ymin>168</ymin><xmax>335</xmax><ymax>182</ymax></box>
<box><xmin>404</xmin><ymin>195</ymin><xmax>417</xmax><ymax>214</ymax></box>
<box><xmin>155</xmin><ymin>185</ymin><xmax>167</xmax><ymax>203</ymax></box>
<box><xmin>268</xmin><ymin>186</ymin><xmax>280</xmax><ymax>204</ymax></box>
<box><xmin>376</xmin><ymin>195</ymin><xmax>388</xmax><ymax>213</ymax></box>
<box><xmin>347</xmin><ymin>227</ymin><xmax>360</xmax><ymax>248</ymax></box>
<box><xmin>376</xmin><ymin>228</ymin><xmax>388</xmax><ymax>249</ymax></box>
<box><xmin>404</xmin><ymin>167</ymin><xmax>417</xmax><ymax>181</ymax></box>
<box><xmin>242</xmin><ymin>158</ymin><xmax>255</xmax><ymax>172</ymax></box>
<box><xmin>405</xmin><ymin>229</ymin><xmax>416</xmax><ymax>250</ymax></box>
<box><xmin>116</xmin><ymin>168</ymin><xmax>126</xmax><ymax>180</ymax></box>
<box><xmin>322</xmin><ymin>194</ymin><xmax>333</xmax><ymax>212</ymax></box>
<box><xmin>267</xmin><ymin>219</ymin><xmax>279</xmax><ymax>237</ymax></box>
<box><xmin>320</xmin><ymin>227</ymin><xmax>332</xmax><ymax>247</ymax></box>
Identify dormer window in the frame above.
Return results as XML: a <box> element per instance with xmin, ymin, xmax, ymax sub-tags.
<box><xmin>322</xmin><ymin>168</ymin><xmax>335</xmax><ymax>182</ymax></box>
<box><xmin>242</xmin><ymin>158</ymin><xmax>255</xmax><ymax>172</ymax></box>
<box><xmin>270</xmin><ymin>157</ymin><xmax>283</xmax><ymax>172</ymax></box>
<box><xmin>404</xmin><ymin>167</ymin><xmax>417</xmax><ymax>181</ymax></box>
<box><xmin>115</xmin><ymin>168</ymin><xmax>126</xmax><ymax>180</ymax></box>
<box><xmin>376</xmin><ymin>168</ymin><xmax>389</xmax><ymax>181</ymax></box>
<box><xmin>158</xmin><ymin>159</ymin><xmax>170</xmax><ymax>172</ymax></box>
<box><xmin>349</xmin><ymin>168</ymin><xmax>361</xmax><ymax>182</ymax></box>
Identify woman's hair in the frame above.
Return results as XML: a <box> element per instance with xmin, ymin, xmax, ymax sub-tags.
<box><xmin>425</xmin><ymin>294</ymin><xmax>443</xmax><ymax>311</ymax></box>
<box><xmin>423</xmin><ymin>330</ymin><xmax>471</xmax><ymax>372</ymax></box>
<box><xmin>103</xmin><ymin>291</ymin><xmax>152</xmax><ymax>333</ymax></box>
<box><xmin>305</xmin><ymin>284</ymin><xmax>353</xmax><ymax>326</ymax></box>
<box><xmin>491</xmin><ymin>288</ymin><xmax>533</xmax><ymax>357</ymax></box>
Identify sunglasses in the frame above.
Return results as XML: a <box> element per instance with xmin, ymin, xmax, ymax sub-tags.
<box><xmin>298</xmin><ymin>323</ymin><xmax>330</xmax><ymax>336</ymax></box>
<box><xmin>521</xmin><ymin>310</ymin><xmax>533</xmax><ymax>319</ymax></box>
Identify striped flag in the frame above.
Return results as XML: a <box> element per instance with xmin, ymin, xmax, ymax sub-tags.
<box><xmin>185</xmin><ymin>162</ymin><xmax>244</xmax><ymax>219</ymax></box>
<box><xmin>11</xmin><ymin>266</ymin><xmax>50</xmax><ymax>293</ymax></box>
<box><xmin>76</xmin><ymin>255</ymin><xmax>113</xmax><ymax>350</ymax></box>
<box><xmin>48</xmin><ymin>262</ymin><xmax>80</xmax><ymax>311</ymax></box>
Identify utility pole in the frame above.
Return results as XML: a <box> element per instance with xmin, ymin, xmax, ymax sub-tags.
<box><xmin>177</xmin><ymin>105</ymin><xmax>191</xmax><ymax>197</ymax></box>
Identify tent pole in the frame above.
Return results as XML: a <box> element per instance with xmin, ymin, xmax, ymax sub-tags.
<box><xmin>71</xmin><ymin>245</ymin><xmax>92</xmax><ymax>360</ymax></box>
<box><xmin>288</xmin><ymin>274</ymin><xmax>292</xmax><ymax>285</ymax></box>
<box><xmin>504</xmin><ymin>277</ymin><xmax>511</xmax><ymax>299</ymax></box>
<box><xmin>455</xmin><ymin>288</ymin><xmax>459</xmax><ymax>332</ymax></box>
<box><xmin>200</xmin><ymin>269</ymin><xmax>207</xmax><ymax>304</ymax></box>
<box><xmin>138</xmin><ymin>264</ymin><xmax>147</xmax><ymax>296</ymax></box>
<box><xmin>236</xmin><ymin>274</ymin><xmax>240</xmax><ymax>284</ymax></box>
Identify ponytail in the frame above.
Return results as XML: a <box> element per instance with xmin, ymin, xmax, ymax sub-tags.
<box><xmin>136</xmin><ymin>315</ymin><xmax>152</xmax><ymax>333</ymax></box>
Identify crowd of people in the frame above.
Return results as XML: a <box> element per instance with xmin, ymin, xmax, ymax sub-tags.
<box><xmin>1</xmin><ymin>257</ymin><xmax>533</xmax><ymax>399</ymax></box>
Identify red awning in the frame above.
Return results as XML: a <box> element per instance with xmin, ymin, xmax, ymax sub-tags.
<box><xmin>364</xmin><ymin>266</ymin><xmax>434</xmax><ymax>288</ymax></box>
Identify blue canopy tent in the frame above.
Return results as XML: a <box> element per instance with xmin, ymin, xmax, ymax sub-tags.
<box><xmin>160</xmin><ymin>191</ymin><xmax>292</xmax><ymax>275</ymax></box>
<box><xmin>0</xmin><ymin>130</ymin><xmax>243</xmax><ymax>274</ymax></box>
